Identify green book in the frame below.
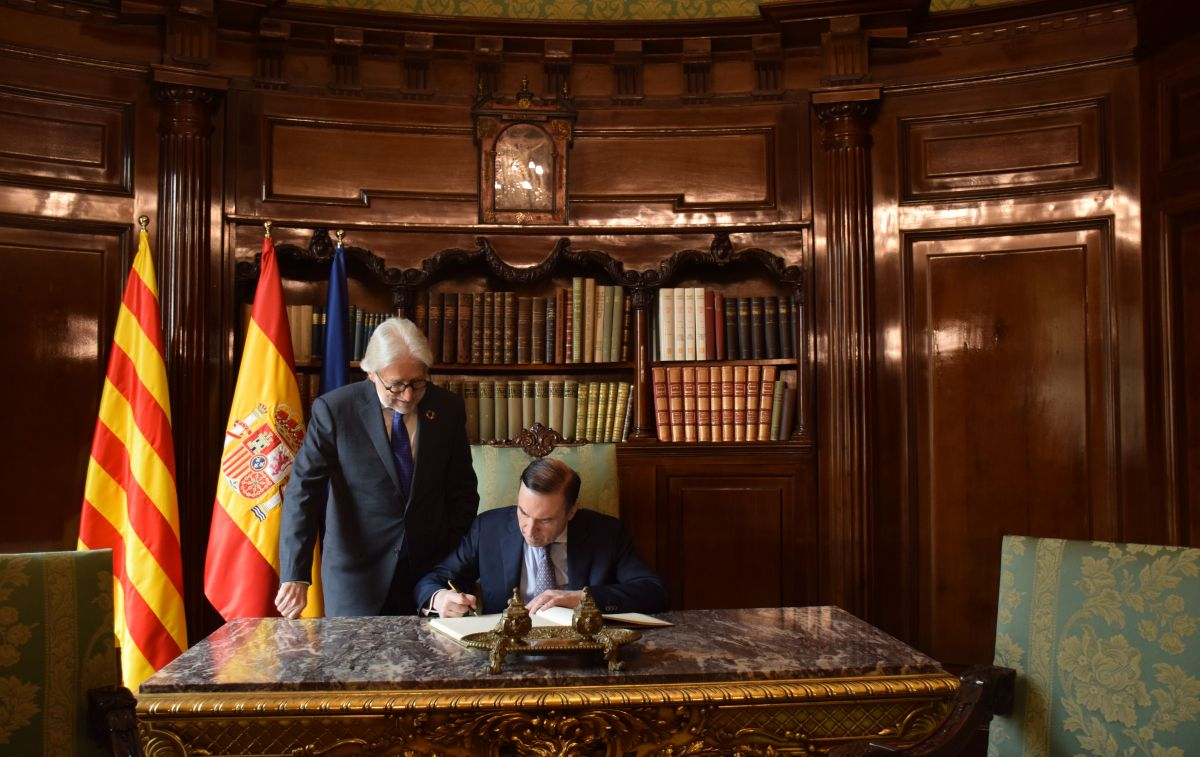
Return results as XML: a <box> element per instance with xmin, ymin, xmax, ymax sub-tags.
<box><xmin>769</xmin><ymin>380</ymin><xmax>786</xmax><ymax>441</ymax></box>
<box><xmin>507</xmin><ymin>380</ymin><xmax>523</xmax><ymax>441</ymax></box>
<box><xmin>478</xmin><ymin>380</ymin><xmax>496</xmax><ymax>443</ymax></box>
<box><xmin>562</xmin><ymin>380</ymin><xmax>579</xmax><ymax>441</ymax></box>
<box><xmin>571</xmin><ymin>277</ymin><xmax>584</xmax><ymax>363</ymax></box>
<box><xmin>494</xmin><ymin>380</ymin><xmax>509</xmax><ymax>442</ymax></box>
<box><xmin>462</xmin><ymin>381</ymin><xmax>480</xmax><ymax>444</ymax></box>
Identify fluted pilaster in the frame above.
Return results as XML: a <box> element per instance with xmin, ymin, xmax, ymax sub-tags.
<box><xmin>814</xmin><ymin>87</ymin><xmax>879</xmax><ymax>617</ymax></box>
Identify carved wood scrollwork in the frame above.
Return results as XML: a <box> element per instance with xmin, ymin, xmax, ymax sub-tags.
<box><xmin>634</xmin><ymin>232</ymin><xmax>805</xmax><ymax>301</ymax></box>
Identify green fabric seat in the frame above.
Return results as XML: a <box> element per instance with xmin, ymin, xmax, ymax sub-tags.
<box><xmin>989</xmin><ymin>536</ymin><xmax>1200</xmax><ymax>757</ymax></box>
<box><xmin>0</xmin><ymin>549</ymin><xmax>118</xmax><ymax>756</ymax></box>
<box><xmin>470</xmin><ymin>442</ymin><xmax>619</xmax><ymax>518</ymax></box>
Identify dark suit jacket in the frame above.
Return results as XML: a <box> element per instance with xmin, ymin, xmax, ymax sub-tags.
<box><xmin>280</xmin><ymin>380</ymin><xmax>479</xmax><ymax>616</ymax></box>
<box><xmin>415</xmin><ymin>506</ymin><xmax>669</xmax><ymax>615</ymax></box>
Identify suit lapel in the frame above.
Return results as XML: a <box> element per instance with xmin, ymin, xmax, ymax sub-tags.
<box><xmin>565</xmin><ymin>514</ymin><xmax>589</xmax><ymax>590</ymax></box>
<box><xmin>358</xmin><ymin>382</ymin><xmax>402</xmax><ymax>495</ymax></box>
<box><xmin>500</xmin><ymin>511</ymin><xmax>525</xmax><ymax>601</ymax></box>
<box><xmin>410</xmin><ymin>393</ymin><xmax>437</xmax><ymax>503</ymax></box>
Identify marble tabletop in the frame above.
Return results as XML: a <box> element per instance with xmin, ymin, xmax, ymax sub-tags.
<box><xmin>139</xmin><ymin>606</ymin><xmax>945</xmax><ymax>694</ymax></box>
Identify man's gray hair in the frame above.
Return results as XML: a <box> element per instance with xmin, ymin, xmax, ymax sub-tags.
<box><xmin>360</xmin><ymin>317</ymin><xmax>433</xmax><ymax>373</ymax></box>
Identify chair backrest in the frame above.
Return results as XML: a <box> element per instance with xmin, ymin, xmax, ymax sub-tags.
<box><xmin>989</xmin><ymin>535</ymin><xmax>1200</xmax><ymax>756</ymax></box>
<box><xmin>0</xmin><ymin>549</ymin><xmax>118</xmax><ymax>756</ymax></box>
<box><xmin>470</xmin><ymin>433</ymin><xmax>619</xmax><ymax>518</ymax></box>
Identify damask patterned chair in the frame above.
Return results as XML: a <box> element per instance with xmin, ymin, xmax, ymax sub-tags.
<box><xmin>834</xmin><ymin>536</ymin><xmax>1199</xmax><ymax>756</ymax></box>
<box><xmin>470</xmin><ymin>422</ymin><xmax>620</xmax><ymax>518</ymax></box>
<box><xmin>0</xmin><ymin>549</ymin><xmax>142</xmax><ymax>756</ymax></box>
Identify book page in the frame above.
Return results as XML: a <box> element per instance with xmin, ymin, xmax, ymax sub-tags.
<box><xmin>429</xmin><ymin>612</ymin><xmax>558</xmax><ymax>642</ymax></box>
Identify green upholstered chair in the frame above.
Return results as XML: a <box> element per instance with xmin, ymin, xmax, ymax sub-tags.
<box><xmin>470</xmin><ymin>424</ymin><xmax>619</xmax><ymax>518</ymax></box>
<box><xmin>0</xmin><ymin>549</ymin><xmax>142</xmax><ymax>756</ymax></box>
<box><xmin>833</xmin><ymin>535</ymin><xmax>1199</xmax><ymax>756</ymax></box>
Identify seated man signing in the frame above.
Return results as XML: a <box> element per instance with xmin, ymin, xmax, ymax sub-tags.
<box><xmin>416</xmin><ymin>458</ymin><xmax>669</xmax><ymax>618</ymax></box>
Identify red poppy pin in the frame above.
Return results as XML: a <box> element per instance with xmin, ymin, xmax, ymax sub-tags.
<box><xmin>425</xmin><ymin>409</ymin><xmax>436</xmax><ymax>421</ymax></box>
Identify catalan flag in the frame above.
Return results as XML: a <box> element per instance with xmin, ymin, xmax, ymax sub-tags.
<box><xmin>205</xmin><ymin>230</ymin><xmax>322</xmax><ymax>619</ymax></box>
<box><xmin>78</xmin><ymin>225</ymin><xmax>187</xmax><ymax>690</ymax></box>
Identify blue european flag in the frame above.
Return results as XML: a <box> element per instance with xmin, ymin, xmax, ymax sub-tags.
<box><xmin>320</xmin><ymin>239</ymin><xmax>350</xmax><ymax>394</ymax></box>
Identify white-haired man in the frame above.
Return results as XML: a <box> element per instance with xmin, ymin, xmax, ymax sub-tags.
<box><xmin>277</xmin><ymin>317</ymin><xmax>478</xmax><ymax>617</ymax></box>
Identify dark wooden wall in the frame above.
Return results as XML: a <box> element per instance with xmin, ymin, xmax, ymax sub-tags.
<box><xmin>1</xmin><ymin>0</ymin><xmax>1196</xmax><ymax>664</ymax></box>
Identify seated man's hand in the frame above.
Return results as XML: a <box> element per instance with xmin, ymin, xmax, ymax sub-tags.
<box><xmin>275</xmin><ymin>582</ymin><xmax>308</xmax><ymax>619</ymax></box>
<box><xmin>526</xmin><ymin>589</ymin><xmax>583</xmax><ymax>615</ymax></box>
<box><xmin>433</xmin><ymin>589</ymin><xmax>477</xmax><ymax>617</ymax></box>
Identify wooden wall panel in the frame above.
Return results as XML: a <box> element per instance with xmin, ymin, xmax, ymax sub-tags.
<box><xmin>1177</xmin><ymin>215</ymin><xmax>1200</xmax><ymax>547</ymax></box>
<box><xmin>901</xmin><ymin>99</ymin><xmax>1107</xmax><ymax>202</ymax></box>
<box><xmin>265</xmin><ymin>117</ymin><xmax>476</xmax><ymax>205</ymax></box>
<box><xmin>0</xmin><ymin>85</ymin><xmax>133</xmax><ymax>194</ymax></box>
<box><xmin>0</xmin><ymin>219</ymin><xmax>128</xmax><ymax>552</ymax></box>
<box><xmin>909</xmin><ymin>227</ymin><xmax>1113</xmax><ymax>665</ymax></box>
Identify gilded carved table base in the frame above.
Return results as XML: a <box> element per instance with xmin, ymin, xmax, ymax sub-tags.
<box><xmin>139</xmin><ymin>675</ymin><xmax>956</xmax><ymax>757</ymax></box>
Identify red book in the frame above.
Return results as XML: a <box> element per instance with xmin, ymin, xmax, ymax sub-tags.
<box><xmin>713</xmin><ymin>292</ymin><xmax>726</xmax><ymax>361</ymax></box>
<box><xmin>651</xmin><ymin>366</ymin><xmax>671</xmax><ymax>442</ymax></box>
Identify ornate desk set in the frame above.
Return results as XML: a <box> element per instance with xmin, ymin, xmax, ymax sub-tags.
<box><xmin>458</xmin><ymin>587</ymin><xmax>640</xmax><ymax>673</ymax></box>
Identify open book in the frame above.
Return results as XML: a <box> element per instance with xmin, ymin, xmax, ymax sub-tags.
<box><xmin>429</xmin><ymin>605</ymin><xmax>672</xmax><ymax>642</ymax></box>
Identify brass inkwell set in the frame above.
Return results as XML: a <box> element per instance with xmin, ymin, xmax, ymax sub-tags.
<box><xmin>459</xmin><ymin>588</ymin><xmax>640</xmax><ymax>673</ymax></box>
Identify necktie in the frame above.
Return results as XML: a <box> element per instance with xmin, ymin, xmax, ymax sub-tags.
<box><xmin>391</xmin><ymin>410</ymin><xmax>413</xmax><ymax>500</ymax></box>
<box><xmin>533</xmin><ymin>545</ymin><xmax>557</xmax><ymax>596</ymax></box>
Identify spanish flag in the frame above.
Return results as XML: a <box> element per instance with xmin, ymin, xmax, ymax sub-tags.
<box><xmin>78</xmin><ymin>224</ymin><xmax>187</xmax><ymax>690</ymax></box>
<box><xmin>205</xmin><ymin>229</ymin><xmax>322</xmax><ymax>619</ymax></box>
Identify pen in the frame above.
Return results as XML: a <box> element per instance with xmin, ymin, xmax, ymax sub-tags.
<box><xmin>447</xmin><ymin>580</ymin><xmax>478</xmax><ymax>616</ymax></box>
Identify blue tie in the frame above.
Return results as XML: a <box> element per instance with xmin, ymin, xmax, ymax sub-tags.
<box><xmin>533</xmin><ymin>545</ymin><xmax>557</xmax><ymax>596</ymax></box>
<box><xmin>391</xmin><ymin>410</ymin><xmax>413</xmax><ymax>500</ymax></box>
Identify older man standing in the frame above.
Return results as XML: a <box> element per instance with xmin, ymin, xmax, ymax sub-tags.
<box><xmin>276</xmin><ymin>317</ymin><xmax>478</xmax><ymax>617</ymax></box>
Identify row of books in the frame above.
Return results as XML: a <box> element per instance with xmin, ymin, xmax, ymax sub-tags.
<box><xmin>656</xmin><ymin>288</ymin><xmax>796</xmax><ymax>363</ymax></box>
<box><xmin>651</xmin><ymin>365</ymin><xmax>795</xmax><ymax>443</ymax></box>
<box><xmin>441</xmin><ymin>379</ymin><xmax>633</xmax><ymax>445</ymax></box>
<box><xmin>405</xmin><ymin>280</ymin><xmax>631</xmax><ymax>366</ymax></box>
<box><xmin>278</xmin><ymin>304</ymin><xmax>391</xmax><ymax>364</ymax></box>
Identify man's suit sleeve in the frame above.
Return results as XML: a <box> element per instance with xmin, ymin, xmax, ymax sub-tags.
<box><xmin>414</xmin><ymin>516</ymin><xmax>483</xmax><ymax>612</ymax></box>
<box><xmin>585</xmin><ymin>518</ymin><xmax>671</xmax><ymax>615</ymax></box>
<box><xmin>279</xmin><ymin>394</ymin><xmax>337</xmax><ymax>583</ymax></box>
<box><xmin>439</xmin><ymin>392</ymin><xmax>479</xmax><ymax>557</ymax></box>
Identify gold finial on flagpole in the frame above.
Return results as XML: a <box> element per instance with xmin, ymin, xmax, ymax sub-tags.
<box><xmin>138</xmin><ymin>215</ymin><xmax>149</xmax><ymax>231</ymax></box>
<box><xmin>335</xmin><ymin>229</ymin><xmax>345</xmax><ymax>244</ymax></box>
<box><xmin>264</xmin><ymin>220</ymin><xmax>272</xmax><ymax>237</ymax></box>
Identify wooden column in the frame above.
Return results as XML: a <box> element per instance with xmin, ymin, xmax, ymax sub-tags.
<box><xmin>814</xmin><ymin>86</ymin><xmax>880</xmax><ymax>617</ymax></box>
<box><xmin>628</xmin><ymin>286</ymin><xmax>655</xmax><ymax>441</ymax></box>
<box><xmin>153</xmin><ymin>67</ymin><xmax>227</xmax><ymax>640</ymax></box>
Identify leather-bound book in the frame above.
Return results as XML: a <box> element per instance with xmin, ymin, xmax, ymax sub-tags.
<box><xmin>590</xmin><ymin>381</ymin><xmax>609</xmax><ymax>443</ymax></box>
<box><xmin>744</xmin><ymin>364</ymin><xmax>761</xmax><ymax>442</ymax></box>
<box><xmin>522</xmin><ymin>380</ymin><xmax>536</xmax><ymax>435</ymax></box>
<box><xmin>562</xmin><ymin>380</ymin><xmax>579</xmax><ymax>441</ymax></box>
<box><xmin>757</xmin><ymin>366</ymin><xmax>778</xmax><ymax>440</ymax></box>
<box><xmin>549</xmin><ymin>380</ymin><xmax>564</xmax><ymax>435</ymax></box>
<box><xmin>457</xmin><ymin>293</ymin><xmax>472</xmax><ymax>364</ymax></box>
<box><xmin>712</xmin><ymin>292</ymin><xmax>725</xmax><ymax>361</ymax></box>
<box><xmin>779</xmin><ymin>295</ymin><xmax>794</xmax><ymax>360</ymax></box>
<box><xmin>506</xmin><ymin>380</ymin><xmax>523</xmax><ymax>441</ymax></box>
<box><xmin>667</xmin><ymin>366</ymin><xmax>685</xmax><ymax>443</ymax></box>
<box><xmin>652</xmin><ymin>366</ymin><xmax>671</xmax><ymax>442</ymax></box>
<box><xmin>532</xmin><ymin>296</ymin><xmax>546</xmax><ymax>364</ymax></box>
<box><xmin>517</xmin><ymin>296</ymin><xmax>533</xmax><ymax>364</ymax></box>
<box><xmin>543</xmin><ymin>295</ymin><xmax>555</xmax><ymax>364</ymax></box>
<box><xmin>709</xmin><ymin>365</ymin><xmax>723</xmax><ymax>442</ymax></box>
<box><xmin>502</xmin><ymin>292</ymin><xmax>517</xmax><ymax>364</ymax></box>
<box><xmin>414</xmin><ymin>290</ymin><xmax>429</xmax><ymax>340</ymax></box>
<box><xmin>763</xmin><ymin>296</ymin><xmax>779</xmax><ymax>360</ymax></box>
<box><xmin>658</xmin><ymin>288</ymin><xmax>675</xmax><ymax>361</ymax></box>
<box><xmin>681</xmin><ymin>366</ymin><xmax>697</xmax><ymax>443</ymax></box>
<box><xmin>554</xmin><ymin>288</ymin><xmax>566</xmax><ymax>364</ymax></box>
<box><xmin>535</xmin><ymin>380</ymin><xmax>550</xmax><ymax>427</ymax></box>
<box><xmin>594</xmin><ymin>285</ymin><xmax>610</xmax><ymax>363</ymax></box>
<box><xmin>574</xmin><ymin>382</ymin><xmax>590</xmax><ymax>441</ymax></box>
<box><xmin>563</xmin><ymin>288</ymin><xmax>573</xmax><ymax>365</ymax></box>
<box><xmin>494</xmin><ymin>380</ymin><xmax>509</xmax><ymax>443</ymax></box>
<box><xmin>471</xmin><ymin>292</ymin><xmax>485</xmax><ymax>364</ymax></box>
<box><xmin>673</xmin><ymin>286</ymin><xmax>687</xmax><ymax>363</ymax></box>
<box><xmin>732</xmin><ymin>365</ymin><xmax>747</xmax><ymax>442</ymax></box>
<box><xmin>682</xmin><ymin>288</ymin><xmax>697</xmax><ymax>361</ymax></box>
<box><xmin>583</xmin><ymin>278</ymin><xmax>596</xmax><ymax>364</ymax></box>
<box><xmin>442</xmin><ymin>293</ymin><xmax>457</xmax><ymax>364</ymax></box>
<box><xmin>769</xmin><ymin>380</ymin><xmax>786</xmax><ymax>441</ymax></box>
<box><xmin>702</xmin><ymin>289</ymin><xmax>716</xmax><ymax>361</ymax></box>
<box><xmin>481</xmin><ymin>292</ymin><xmax>494</xmax><ymax>365</ymax></box>
<box><xmin>478</xmin><ymin>380</ymin><xmax>495</xmax><ymax>443</ymax></box>
<box><xmin>621</xmin><ymin>293</ymin><xmax>632</xmax><ymax>362</ymax></box>
<box><xmin>736</xmin><ymin>298</ymin><xmax>751</xmax><ymax>360</ymax></box>
<box><xmin>720</xmin><ymin>364</ymin><xmax>735</xmax><ymax>441</ymax></box>
<box><xmin>613</xmin><ymin>382</ymin><xmax>632</xmax><ymax>442</ymax></box>
<box><xmin>778</xmin><ymin>384</ymin><xmax>796</xmax><ymax>440</ymax></box>
<box><xmin>463</xmin><ymin>381</ymin><xmax>480</xmax><ymax>444</ymax></box>
<box><xmin>695</xmin><ymin>365</ymin><xmax>711</xmax><ymax>442</ymax></box>
<box><xmin>607</xmin><ymin>287</ymin><xmax>624</xmax><ymax>363</ymax></box>
<box><xmin>571</xmin><ymin>278</ymin><xmax>584</xmax><ymax>364</ymax></box>
<box><xmin>749</xmin><ymin>296</ymin><xmax>765</xmax><ymax>360</ymax></box>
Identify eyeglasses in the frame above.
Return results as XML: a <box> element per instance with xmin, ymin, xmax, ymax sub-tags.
<box><xmin>379</xmin><ymin>377</ymin><xmax>428</xmax><ymax>396</ymax></box>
